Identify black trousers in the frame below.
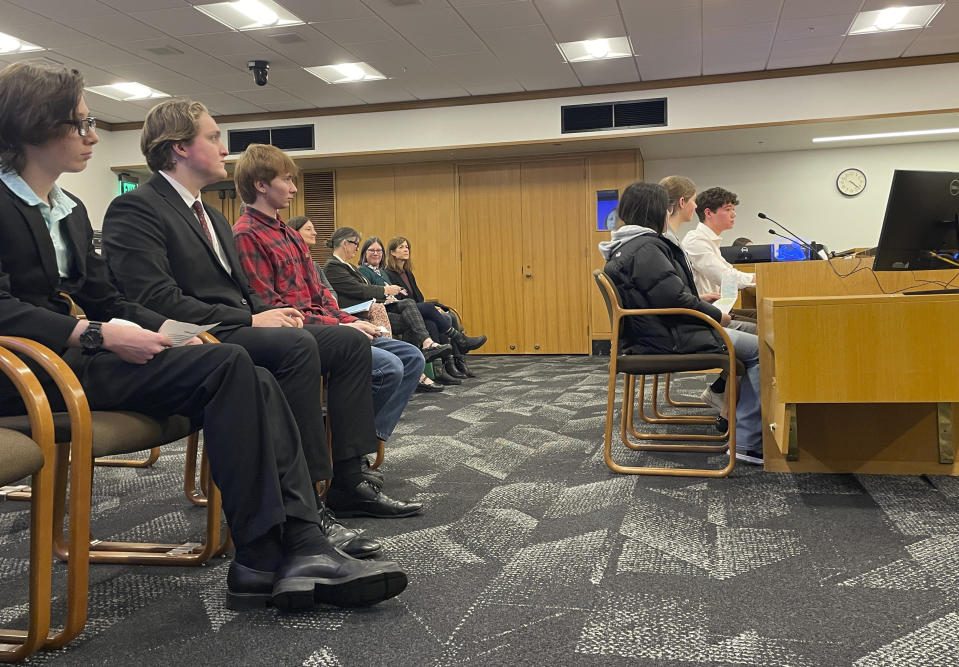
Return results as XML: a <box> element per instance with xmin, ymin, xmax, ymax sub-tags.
<box><xmin>0</xmin><ymin>344</ymin><xmax>319</xmax><ymax>550</ymax></box>
<box><xmin>216</xmin><ymin>324</ymin><xmax>377</xmax><ymax>482</ymax></box>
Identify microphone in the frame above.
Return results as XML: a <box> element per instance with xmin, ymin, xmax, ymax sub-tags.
<box><xmin>758</xmin><ymin>212</ymin><xmax>826</xmax><ymax>259</ymax></box>
<box><xmin>768</xmin><ymin>228</ymin><xmax>796</xmax><ymax>244</ymax></box>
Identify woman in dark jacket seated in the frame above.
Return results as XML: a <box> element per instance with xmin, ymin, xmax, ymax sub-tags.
<box><xmin>599</xmin><ymin>181</ymin><xmax>763</xmax><ymax>465</ymax></box>
<box><xmin>383</xmin><ymin>236</ymin><xmax>486</xmax><ymax>379</ymax></box>
<box><xmin>324</xmin><ymin>227</ymin><xmax>459</xmax><ymax>388</ymax></box>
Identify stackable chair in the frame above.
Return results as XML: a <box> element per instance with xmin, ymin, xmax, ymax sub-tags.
<box><xmin>593</xmin><ymin>270</ymin><xmax>741</xmax><ymax>477</ymax></box>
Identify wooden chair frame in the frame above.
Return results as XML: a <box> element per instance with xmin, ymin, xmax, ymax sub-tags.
<box><xmin>0</xmin><ymin>346</ymin><xmax>59</xmax><ymax>662</ymax></box>
<box><xmin>593</xmin><ymin>271</ymin><xmax>737</xmax><ymax>477</ymax></box>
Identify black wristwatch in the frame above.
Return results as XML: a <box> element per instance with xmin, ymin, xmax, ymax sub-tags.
<box><xmin>78</xmin><ymin>321</ymin><xmax>104</xmax><ymax>353</ymax></box>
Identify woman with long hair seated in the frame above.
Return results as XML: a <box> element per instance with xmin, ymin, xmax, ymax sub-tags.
<box><xmin>383</xmin><ymin>236</ymin><xmax>486</xmax><ymax>379</ymax></box>
<box><xmin>323</xmin><ymin>227</ymin><xmax>460</xmax><ymax>388</ymax></box>
<box><xmin>599</xmin><ymin>181</ymin><xmax>763</xmax><ymax>465</ymax></box>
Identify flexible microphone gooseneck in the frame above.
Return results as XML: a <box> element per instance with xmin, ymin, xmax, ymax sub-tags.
<box><xmin>758</xmin><ymin>212</ymin><xmax>823</xmax><ymax>259</ymax></box>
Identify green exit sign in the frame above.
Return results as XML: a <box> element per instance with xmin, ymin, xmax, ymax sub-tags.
<box><xmin>120</xmin><ymin>181</ymin><xmax>138</xmax><ymax>194</ymax></box>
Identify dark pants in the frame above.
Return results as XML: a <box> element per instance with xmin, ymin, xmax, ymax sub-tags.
<box><xmin>216</xmin><ymin>324</ymin><xmax>377</xmax><ymax>482</ymax></box>
<box><xmin>0</xmin><ymin>344</ymin><xmax>319</xmax><ymax>550</ymax></box>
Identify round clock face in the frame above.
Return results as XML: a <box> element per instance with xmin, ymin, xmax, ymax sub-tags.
<box><xmin>837</xmin><ymin>168</ymin><xmax>866</xmax><ymax>196</ymax></box>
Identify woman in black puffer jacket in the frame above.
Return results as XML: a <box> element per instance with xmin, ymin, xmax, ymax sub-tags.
<box><xmin>599</xmin><ymin>181</ymin><xmax>763</xmax><ymax>463</ymax></box>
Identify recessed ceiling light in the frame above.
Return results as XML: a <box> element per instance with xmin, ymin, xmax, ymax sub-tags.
<box><xmin>812</xmin><ymin>127</ymin><xmax>959</xmax><ymax>143</ymax></box>
<box><xmin>847</xmin><ymin>4</ymin><xmax>943</xmax><ymax>35</ymax></box>
<box><xmin>304</xmin><ymin>62</ymin><xmax>387</xmax><ymax>84</ymax></box>
<box><xmin>194</xmin><ymin>0</ymin><xmax>303</xmax><ymax>31</ymax></box>
<box><xmin>0</xmin><ymin>31</ymin><xmax>43</xmax><ymax>54</ymax></box>
<box><xmin>86</xmin><ymin>82</ymin><xmax>170</xmax><ymax>102</ymax></box>
<box><xmin>557</xmin><ymin>36</ymin><xmax>632</xmax><ymax>62</ymax></box>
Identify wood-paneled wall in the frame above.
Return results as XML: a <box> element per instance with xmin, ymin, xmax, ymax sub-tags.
<box><xmin>334</xmin><ymin>149</ymin><xmax>643</xmax><ymax>354</ymax></box>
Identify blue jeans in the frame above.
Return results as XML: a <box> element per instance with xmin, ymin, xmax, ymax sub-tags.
<box><xmin>370</xmin><ymin>337</ymin><xmax>424</xmax><ymax>442</ymax></box>
<box><xmin>724</xmin><ymin>328</ymin><xmax>761</xmax><ymax>452</ymax></box>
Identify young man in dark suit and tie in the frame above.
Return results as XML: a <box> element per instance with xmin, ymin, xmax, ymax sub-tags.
<box><xmin>101</xmin><ymin>99</ymin><xmax>422</xmax><ymax>536</ymax></box>
<box><xmin>0</xmin><ymin>62</ymin><xmax>406</xmax><ymax>612</ymax></box>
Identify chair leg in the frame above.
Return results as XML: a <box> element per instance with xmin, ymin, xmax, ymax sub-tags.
<box><xmin>94</xmin><ymin>446</ymin><xmax>160</xmax><ymax>468</ymax></box>
<box><xmin>648</xmin><ymin>375</ymin><xmax>716</xmax><ymax>424</ymax></box>
<box><xmin>184</xmin><ymin>432</ymin><xmax>207</xmax><ymax>507</ymax></box>
<box><xmin>625</xmin><ymin>375</ymin><xmax>727</xmax><ymax>446</ymax></box>
<box><xmin>604</xmin><ymin>370</ymin><xmax>735</xmax><ymax>477</ymax></box>
<box><xmin>664</xmin><ymin>372</ymin><xmax>711</xmax><ymax>408</ymax></box>
<box><xmin>370</xmin><ymin>439</ymin><xmax>385</xmax><ymax>470</ymax></box>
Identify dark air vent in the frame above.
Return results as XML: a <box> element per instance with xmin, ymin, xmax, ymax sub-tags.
<box><xmin>615</xmin><ymin>98</ymin><xmax>667</xmax><ymax>129</ymax></box>
<box><xmin>227</xmin><ymin>125</ymin><xmax>314</xmax><ymax>154</ymax></box>
<box><xmin>561</xmin><ymin>97</ymin><xmax>667</xmax><ymax>133</ymax></box>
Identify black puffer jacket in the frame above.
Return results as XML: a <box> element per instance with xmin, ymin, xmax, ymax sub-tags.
<box><xmin>604</xmin><ymin>231</ymin><xmax>725</xmax><ymax>355</ymax></box>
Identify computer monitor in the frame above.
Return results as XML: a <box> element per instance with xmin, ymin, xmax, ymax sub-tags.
<box><xmin>873</xmin><ymin>170</ymin><xmax>959</xmax><ymax>271</ymax></box>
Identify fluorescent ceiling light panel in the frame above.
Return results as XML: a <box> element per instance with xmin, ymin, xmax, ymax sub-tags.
<box><xmin>847</xmin><ymin>4</ymin><xmax>943</xmax><ymax>35</ymax></box>
<box><xmin>86</xmin><ymin>82</ymin><xmax>170</xmax><ymax>102</ymax></box>
<box><xmin>813</xmin><ymin>127</ymin><xmax>959</xmax><ymax>143</ymax></box>
<box><xmin>557</xmin><ymin>37</ymin><xmax>632</xmax><ymax>62</ymax></box>
<box><xmin>0</xmin><ymin>31</ymin><xmax>43</xmax><ymax>53</ymax></box>
<box><xmin>194</xmin><ymin>0</ymin><xmax>303</xmax><ymax>31</ymax></box>
<box><xmin>304</xmin><ymin>62</ymin><xmax>387</xmax><ymax>84</ymax></box>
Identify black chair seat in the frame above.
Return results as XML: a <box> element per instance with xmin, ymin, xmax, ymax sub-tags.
<box><xmin>0</xmin><ymin>411</ymin><xmax>194</xmax><ymax>458</ymax></box>
<box><xmin>0</xmin><ymin>428</ymin><xmax>44</xmax><ymax>486</ymax></box>
<box><xmin>617</xmin><ymin>353</ymin><xmax>745</xmax><ymax>376</ymax></box>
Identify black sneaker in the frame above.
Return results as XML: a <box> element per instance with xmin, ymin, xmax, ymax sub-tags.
<box><xmin>735</xmin><ymin>449</ymin><xmax>763</xmax><ymax>465</ymax></box>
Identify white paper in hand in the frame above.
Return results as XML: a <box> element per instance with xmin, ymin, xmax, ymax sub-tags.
<box><xmin>158</xmin><ymin>320</ymin><xmax>220</xmax><ymax>347</ymax></box>
<box><xmin>343</xmin><ymin>299</ymin><xmax>375</xmax><ymax>315</ymax></box>
<box><xmin>713</xmin><ymin>273</ymin><xmax>738</xmax><ymax>314</ymax></box>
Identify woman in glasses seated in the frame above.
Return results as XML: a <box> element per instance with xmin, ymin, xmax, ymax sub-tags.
<box><xmin>599</xmin><ymin>181</ymin><xmax>763</xmax><ymax>466</ymax></box>
<box><xmin>382</xmin><ymin>236</ymin><xmax>486</xmax><ymax>380</ymax></box>
<box><xmin>323</xmin><ymin>227</ymin><xmax>454</xmax><ymax>390</ymax></box>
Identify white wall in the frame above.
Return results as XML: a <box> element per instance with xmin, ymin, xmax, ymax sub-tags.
<box><xmin>71</xmin><ymin>61</ymin><xmax>959</xmax><ymax>227</ymax></box>
<box><xmin>58</xmin><ymin>129</ymin><xmax>123</xmax><ymax>228</ymax></box>
<box><xmin>645</xmin><ymin>140</ymin><xmax>959</xmax><ymax>251</ymax></box>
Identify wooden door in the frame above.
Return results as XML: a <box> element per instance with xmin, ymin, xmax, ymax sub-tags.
<box><xmin>458</xmin><ymin>163</ymin><xmax>525</xmax><ymax>353</ymax></box>
<box><xmin>521</xmin><ymin>159</ymin><xmax>589</xmax><ymax>354</ymax></box>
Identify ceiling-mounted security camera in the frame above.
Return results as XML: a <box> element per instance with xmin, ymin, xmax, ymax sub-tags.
<box><xmin>248</xmin><ymin>60</ymin><xmax>269</xmax><ymax>86</ymax></box>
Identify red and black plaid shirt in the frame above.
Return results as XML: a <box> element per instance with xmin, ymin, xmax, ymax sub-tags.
<box><xmin>232</xmin><ymin>207</ymin><xmax>356</xmax><ymax>326</ymax></box>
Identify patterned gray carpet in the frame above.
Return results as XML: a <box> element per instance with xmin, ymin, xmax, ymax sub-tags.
<box><xmin>3</xmin><ymin>355</ymin><xmax>959</xmax><ymax>665</ymax></box>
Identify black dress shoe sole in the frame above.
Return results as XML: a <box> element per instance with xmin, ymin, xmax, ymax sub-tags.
<box><xmin>329</xmin><ymin>502</ymin><xmax>423</xmax><ymax>519</ymax></box>
<box><xmin>272</xmin><ymin>569</ymin><xmax>408</xmax><ymax>611</ymax></box>
<box><xmin>339</xmin><ymin>537</ymin><xmax>383</xmax><ymax>559</ymax></box>
<box><xmin>226</xmin><ymin>589</ymin><xmax>273</xmax><ymax>611</ymax></box>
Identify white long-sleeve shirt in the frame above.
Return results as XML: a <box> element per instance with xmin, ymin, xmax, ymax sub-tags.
<box><xmin>680</xmin><ymin>222</ymin><xmax>755</xmax><ymax>295</ymax></box>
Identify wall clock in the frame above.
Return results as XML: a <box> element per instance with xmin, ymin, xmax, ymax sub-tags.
<box><xmin>837</xmin><ymin>168</ymin><xmax>866</xmax><ymax>197</ymax></box>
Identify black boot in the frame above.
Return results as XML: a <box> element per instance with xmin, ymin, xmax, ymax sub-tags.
<box><xmin>444</xmin><ymin>356</ymin><xmax>468</xmax><ymax>379</ymax></box>
<box><xmin>446</xmin><ymin>327</ymin><xmax>487</xmax><ymax>352</ymax></box>
<box><xmin>431</xmin><ymin>361</ymin><xmax>461</xmax><ymax>385</ymax></box>
<box><xmin>453</xmin><ymin>355</ymin><xmax>476</xmax><ymax>378</ymax></box>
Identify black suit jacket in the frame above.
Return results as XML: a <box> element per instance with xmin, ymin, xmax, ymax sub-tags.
<box><xmin>0</xmin><ymin>180</ymin><xmax>165</xmax><ymax>354</ymax></box>
<box><xmin>103</xmin><ymin>174</ymin><xmax>271</xmax><ymax>333</ymax></box>
<box><xmin>322</xmin><ymin>257</ymin><xmax>386</xmax><ymax>308</ymax></box>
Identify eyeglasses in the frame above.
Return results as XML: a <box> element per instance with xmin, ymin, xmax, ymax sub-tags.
<box><xmin>60</xmin><ymin>116</ymin><xmax>97</xmax><ymax>137</ymax></box>
<box><xmin>345</xmin><ymin>239</ymin><xmax>360</xmax><ymax>247</ymax></box>
<box><xmin>367</xmin><ymin>248</ymin><xmax>383</xmax><ymax>254</ymax></box>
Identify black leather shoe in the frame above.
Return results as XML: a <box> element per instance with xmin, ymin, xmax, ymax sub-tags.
<box><xmin>360</xmin><ymin>456</ymin><xmax>384</xmax><ymax>487</ymax></box>
<box><xmin>443</xmin><ymin>357</ymin><xmax>468</xmax><ymax>379</ymax></box>
<box><xmin>432</xmin><ymin>367</ymin><xmax>461</xmax><ymax>385</ymax></box>
<box><xmin>327</xmin><ymin>480</ymin><xmax>423</xmax><ymax>518</ymax></box>
<box><xmin>416</xmin><ymin>379</ymin><xmax>444</xmax><ymax>393</ymax></box>
<box><xmin>271</xmin><ymin>552</ymin><xmax>408</xmax><ymax>611</ymax></box>
<box><xmin>421</xmin><ymin>343</ymin><xmax>452</xmax><ymax>363</ymax></box>
<box><xmin>318</xmin><ymin>501</ymin><xmax>382</xmax><ymax>559</ymax></box>
<box><xmin>448</xmin><ymin>327</ymin><xmax>487</xmax><ymax>352</ymax></box>
<box><xmin>452</xmin><ymin>356</ymin><xmax>476</xmax><ymax>378</ymax></box>
<box><xmin>226</xmin><ymin>561</ymin><xmax>274</xmax><ymax>610</ymax></box>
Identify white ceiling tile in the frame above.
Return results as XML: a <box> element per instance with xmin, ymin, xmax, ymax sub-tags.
<box><xmin>402</xmin><ymin>78</ymin><xmax>470</xmax><ymax>100</ymax></box>
<box><xmin>570</xmin><ymin>57</ymin><xmax>640</xmax><ymax>86</ymax></box>
<box><xmin>280</xmin><ymin>0</ymin><xmax>373</xmax><ymax>22</ymax></box>
<box><xmin>775</xmin><ymin>14</ymin><xmax>855</xmax><ymax>41</ymax></box>
<box><xmin>217</xmin><ymin>69</ymin><xmax>279</xmax><ymax>92</ymax></box>
<box><xmin>456</xmin><ymin>1</ymin><xmax>543</xmax><ymax>30</ymax></box>
<box><xmin>197</xmin><ymin>92</ymin><xmax>268</xmax><ymax>116</ymax></box>
<box><xmin>7</xmin><ymin>0</ymin><xmax>112</xmax><ymax>20</ymax></box>
<box><xmin>545</xmin><ymin>13</ymin><xmax>628</xmax><ymax>44</ymax></box>
<box><xmin>291</xmin><ymin>85</ymin><xmax>367</xmax><ymax>109</ymax></box>
<box><xmin>904</xmin><ymin>32</ymin><xmax>959</xmax><ymax>56</ymax></box>
<box><xmin>458</xmin><ymin>78</ymin><xmax>526</xmax><ymax>95</ymax></box>
<box><xmin>248</xmin><ymin>25</ymin><xmax>358</xmax><ymax>66</ymax></box>
<box><xmin>100</xmin><ymin>0</ymin><xmax>189</xmax><ymax>10</ymax></box>
<box><xmin>833</xmin><ymin>31</ymin><xmax>920</xmax><ymax>62</ymax></box>
<box><xmin>780</xmin><ymin>0</ymin><xmax>863</xmax><ymax>20</ymax></box>
<box><xmin>99</xmin><ymin>61</ymin><xmax>186</xmax><ymax>82</ymax></box>
<box><xmin>478</xmin><ymin>24</ymin><xmax>565</xmax><ymax>65</ymax></box>
<box><xmin>534</xmin><ymin>0</ymin><xmax>621</xmax><ymax>23</ymax></box>
<box><xmin>226</xmin><ymin>87</ymin><xmax>308</xmax><ymax>107</ymax></box>
<box><xmin>57</xmin><ymin>44</ymin><xmax>149</xmax><ymax>68</ymax></box>
<box><xmin>128</xmin><ymin>7</ymin><xmax>232</xmax><ymax>36</ymax></box>
<box><xmin>6</xmin><ymin>22</ymin><xmax>98</xmax><ymax>50</ymax></box>
<box><xmin>85</xmin><ymin>95</ymin><xmax>152</xmax><ymax>121</ymax></box>
<box><xmin>405</xmin><ymin>29</ymin><xmax>490</xmax><ymax>57</ymax></box>
<box><xmin>513</xmin><ymin>62</ymin><xmax>580</xmax><ymax>90</ymax></box>
<box><xmin>69</xmin><ymin>14</ymin><xmax>167</xmax><ymax>43</ymax></box>
<box><xmin>367</xmin><ymin>3</ymin><xmax>471</xmax><ymax>33</ymax></box>
<box><xmin>186</xmin><ymin>32</ymin><xmax>266</xmax><ymax>57</ymax></box>
<box><xmin>637</xmin><ymin>53</ymin><xmax>702</xmax><ymax>81</ymax></box>
<box><xmin>314</xmin><ymin>16</ymin><xmax>401</xmax><ymax>44</ymax></box>
<box><xmin>338</xmin><ymin>79</ymin><xmax>418</xmax><ymax>104</ymax></box>
<box><xmin>923</xmin><ymin>2</ymin><xmax>959</xmax><ymax>32</ymax></box>
<box><xmin>860</xmin><ymin>0</ymin><xmax>942</xmax><ymax>9</ymax></box>
<box><xmin>0</xmin><ymin>0</ymin><xmax>49</xmax><ymax>27</ymax></box>
<box><xmin>767</xmin><ymin>35</ymin><xmax>845</xmax><ymax>67</ymax></box>
<box><xmin>344</xmin><ymin>39</ymin><xmax>437</xmax><ymax>75</ymax></box>
<box><xmin>703</xmin><ymin>0</ymin><xmax>785</xmax><ymax>27</ymax></box>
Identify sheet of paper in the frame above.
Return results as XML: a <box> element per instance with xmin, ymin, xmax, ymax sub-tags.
<box><xmin>158</xmin><ymin>320</ymin><xmax>220</xmax><ymax>347</ymax></box>
<box><xmin>713</xmin><ymin>272</ymin><xmax>739</xmax><ymax>314</ymax></box>
<box><xmin>343</xmin><ymin>299</ymin><xmax>375</xmax><ymax>315</ymax></box>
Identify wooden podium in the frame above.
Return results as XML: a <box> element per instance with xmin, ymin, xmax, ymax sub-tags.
<box><xmin>756</xmin><ymin>259</ymin><xmax>959</xmax><ymax>475</ymax></box>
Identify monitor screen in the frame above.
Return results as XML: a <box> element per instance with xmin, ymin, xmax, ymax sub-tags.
<box><xmin>873</xmin><ymin>170</ymin><xmax>959</xmax><ymax>271</ymax></box>
<box><xmin>596</xmin><ymin>189</ymin><xmax>619</xmax><ymax>231</ymax></box>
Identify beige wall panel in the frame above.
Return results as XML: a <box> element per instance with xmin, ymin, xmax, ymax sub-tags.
<box><xmin>335</xmin><ymin>166</ymin><xmax>396</xmax><ymax>236</ymax></box>
<box><xmin>587</xmin><ymin>150</ymin><xmax>643</xmax><ymax>340</ymax></box>
<box><xmin>521</xmin><ymin>159</ymin><xmax>589</xmax><ymax>354</ymax></box>
<box><xmin>459</xmin><ymin>164</ymin><xmax>526</xmax><ymax>353</ymax></box>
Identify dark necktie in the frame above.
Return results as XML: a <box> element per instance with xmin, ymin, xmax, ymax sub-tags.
<box><xmin>191</xmin><ymin>200</ymin><xmax>214</xmax><ymax>244</ymax></box>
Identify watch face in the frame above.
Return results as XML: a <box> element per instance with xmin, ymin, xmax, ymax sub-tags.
<box><xmin>837</xmin><ymin>168</ymin><xmax>866</xmax><ymax>196</ymax></box>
